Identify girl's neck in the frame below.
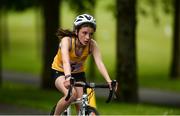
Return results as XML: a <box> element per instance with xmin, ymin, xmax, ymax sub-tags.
<box><xmin>76</xmin><ymin>38</ymin><xmax>85</xmax><ymax>48</ymax></box>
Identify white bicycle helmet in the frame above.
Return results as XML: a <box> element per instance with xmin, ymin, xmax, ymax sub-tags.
<box><xmin>74</xmin><ymin>14</ymin><xmax>96</xmax><ymax>30</ymax></box>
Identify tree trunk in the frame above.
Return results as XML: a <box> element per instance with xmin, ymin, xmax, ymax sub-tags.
<box><xmin>116</xmin><ymin>0</ymin><xmax>138</xmax><ymax>102</ymax></box>
<box><xmin>87</xmin><ymin>8</ymin><xmax>96</xmax><ymax>81</ymax></box>
<box><xmin>170</xmin><ymin>0</ymin><xmax>180</xmax><ymax>79</ymax></box>
<box><xmin>0</xmin><ymin>11</ymin><xmax>2</xmax><ymax>87</ymax></box>
<box><xmin>41</xmin><ymin>0</ymin><xmax>61</xmax><ymax>89</ymax></box>
<box><xmin>1</xmin><ymin>9</ymin><xmax>10</xmax><ymax>52</ymax></box>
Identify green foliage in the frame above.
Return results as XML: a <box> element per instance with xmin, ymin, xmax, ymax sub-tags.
<box><xmin>65</xmin><ymin>0</ymin><xmax>96</xmax><ymax>13</ymax></box>
<box><xmin>0</xmin><ymin>0</ymin><xmax>38</xmax><ymax>11</ymax></box>
<box><xmin>138</xmin><ymin>0</ymin><xmax>173</xmax><ymax>25</ymax></box>
<box><xmin>161</xmin><ymin>0</ymin><xmax>174</xmax><ymax>14</ymax></box>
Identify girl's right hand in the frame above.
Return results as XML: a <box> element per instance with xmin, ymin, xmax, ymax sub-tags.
<box><xmin>64</xmin><ymin>77</ymin><xmax>71</xmax><ymax>88</ymax></box>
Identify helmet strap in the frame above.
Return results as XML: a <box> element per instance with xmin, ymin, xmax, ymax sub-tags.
<box><xmin>77</xmin><ymin>36</ymin><xmax>84</xmax><ymax>46</ymax></box>
<box><xmin>75</xmin><ymin>32</ymin><xmax>84</xmax><ymax>46</ymax></box>
<box><xmin>74</xmin><ymin>29</ymin><xmax>83</xmax><ymax>46</ymax></box>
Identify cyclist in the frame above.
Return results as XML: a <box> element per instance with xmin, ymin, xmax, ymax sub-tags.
<box><xmin>51</xmin><ymin>14</ymin><xmax>113</xmax><ymax>115</ymax></box>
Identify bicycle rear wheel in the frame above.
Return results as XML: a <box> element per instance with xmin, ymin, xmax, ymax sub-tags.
<box><xmin>86</xmin><ymin>106</ymin><xmax>99</xmax><ymax>115</ymax></box>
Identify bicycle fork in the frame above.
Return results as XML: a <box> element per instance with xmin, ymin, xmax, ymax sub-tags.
<box><xmin>64</xmin><ymin>94</ymin><xmax>89</xmax><ymax>116</ymax></box>
<box><xmin>79</xmin><ymin>94</ymin><xmax>89</xmax><ymax>116</ymax></box>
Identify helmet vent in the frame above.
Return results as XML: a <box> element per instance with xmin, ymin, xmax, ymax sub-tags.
<box><xmin>76</xmin><ymin>19</ymin><xmax>82</xmax><ymax>22</ymax></box>
<box><xmin>79</xmin><ymin>16</ymin><xmax>84</xmax><ymax>18</ymax></box>
<box><xmin>84</xmin><ymin>15</ymin><xmax>91</xmax><ymax>20</ymax></box>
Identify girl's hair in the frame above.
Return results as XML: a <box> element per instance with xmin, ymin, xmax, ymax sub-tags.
<box><xmin>56</xmin><ymin>23</ymin><xmax>95</xmax><ymax>40</ymax></box>
<box><xmin>56</xmin><ymin>28</ymin><xmax>77</xmax><ymax>40</ymax></box>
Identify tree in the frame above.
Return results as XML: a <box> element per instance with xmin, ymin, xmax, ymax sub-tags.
<box><xmin>66</xmin><ymin>0</ymin><xmax>95</xmax><ymax>14</ymax></box>
<box><xmin>41</xmin><ymin>0</ymin><xmax>61</xmax><ymax>89</ymax></box>
<box><xmin>0</xmin><ymin>0</ymin><xmax>63</xmax><ymax>89</ymax></box>
<box><xmin>0</xmin><ymin>0</ymin><xmax>37</xmax><ymax>87</ymax></box>
<box><xmin>139</xmin><ymin>0</ymin><xmax>180</xmax><ymax>80</ymax></box>
<box><xmin>0</xmin><ymin>13</ymin><xmax>2</xmax><ymax>86</ymax></box>
<box><xmin>145</xmin><ymin>0</ymin><xmax>180</xmax><ymax>79</ymax></box>
<box><xmin>0</xmin><ymin>9</ymin><xmax>10</xmax><ymax>52</ymax></box>
<box><xmin>170</xmin><ymin>0</ymin><xmax>180</xmax><ymax>79</ymax></box>
<box><xmin>115</xmin><ymin>0</ymin><xmax>138</xmax><ymax>102</ymax></box>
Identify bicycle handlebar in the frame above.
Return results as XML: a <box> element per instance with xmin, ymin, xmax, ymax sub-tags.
<box><xmin>65</xmin><ymin>77</ymin><xmax>117</xmax><ymax>103</ymax></box>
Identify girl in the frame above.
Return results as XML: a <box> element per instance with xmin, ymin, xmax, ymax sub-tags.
<box><xmin>51</xmin><ymin>14</ymin><xmax>113</xmax><ymax>115</ymax></box>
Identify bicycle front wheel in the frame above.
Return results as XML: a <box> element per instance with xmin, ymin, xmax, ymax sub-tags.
<box><xmin>50</xmin><ymin>105</ymin><xmax>56</xmax><ymax>115</ymax></box>
<box><xmin>86</xmin><ymin>106</ymin><xmax>99</xmax><ymax>115</ymax></box>
<box><xmin>50</xmin><ymin>105</ymin><xmax>69</xmax><ymax>115</ymax></box>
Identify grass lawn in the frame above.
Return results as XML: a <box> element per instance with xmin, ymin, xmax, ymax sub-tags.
<box><xmin>0</xmin><ymin>82</ymin><xmax>180</xmax><ymax>115</ymax></box>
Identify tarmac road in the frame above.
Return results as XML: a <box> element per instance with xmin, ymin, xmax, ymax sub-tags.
<box><xmin>0</xmin><ymin>103</ymin><xmax>49</xmax><ymax>115</ymax></box>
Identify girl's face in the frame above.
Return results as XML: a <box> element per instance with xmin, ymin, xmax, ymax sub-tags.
<box><xmin>77</xmin><ymin>26</ymin><xmax>95</xmax><ymax>46</ymax></box>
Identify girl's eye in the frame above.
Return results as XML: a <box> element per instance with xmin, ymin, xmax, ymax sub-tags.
<box><xmin>83</xmin><ymin>32</ymin><xmax>87</xmax><ymax>35</ymax></box>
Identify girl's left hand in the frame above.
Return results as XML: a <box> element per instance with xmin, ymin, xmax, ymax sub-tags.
<box><xmin>108</xmin><ymin>81</ymin><xmax>118</xmax><ymax>91</ymax></box>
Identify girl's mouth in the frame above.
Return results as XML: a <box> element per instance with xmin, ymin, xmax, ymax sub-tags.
<box><xmin>84</xmin><ymin>41</ymin><xmax>89</xmax><ymax>44</ymax></box>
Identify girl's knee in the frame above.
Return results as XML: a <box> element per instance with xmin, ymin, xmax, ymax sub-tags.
<box><xmin>70</xmin><ymin>91</ymin><xmax>78</xmax><ymax>101</ymax></box>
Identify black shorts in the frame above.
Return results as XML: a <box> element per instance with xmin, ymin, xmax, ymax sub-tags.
<box><xmin>51</xmin><ymin>69</ymin><xmax>86</xmax><ymax>82</ymax></box>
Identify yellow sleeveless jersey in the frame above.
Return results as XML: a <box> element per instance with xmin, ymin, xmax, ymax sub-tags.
<box><xmin>52</xmin><ymin>37</ymin><xmax>91</xmax><ymax>73</ymax></box>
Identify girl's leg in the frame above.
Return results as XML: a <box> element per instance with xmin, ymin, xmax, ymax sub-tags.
<box><xmin>54</xmin><ymin>76</ymin><xmax>77</xmax><ymax>115</ymax></box>
<box><xmin>74</xmin><ymin>87</ymin><xmax>83</xmax><ymax>113</ymax></box>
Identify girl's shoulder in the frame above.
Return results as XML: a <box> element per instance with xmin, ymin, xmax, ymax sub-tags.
<box><xmin>90</xmin><ymin>39</ymin><xmax>98</xmax><ymax>47</ymax></box>
<box><xmin>61</xmin><ymin>36</ymin><xmax>71</xmax><ymax>41</ymax></box>
<box><xmin>90</xmin><ymin>39</ymin><xmax>97</xmax><ymax>44</ymax></box>
<box><xmin>60</xmin><ymin>36</ymin><xmax>73</xmax><ymax>44</ymax></box>
<box><xmin>59</xmin><ymin>36</ymin><xmax>73</xmax><ymax>49</ymax></box>
<box><xmin>89</xmin><ymin>39</ymin><xmax>98</xmax><ymax>53</ymax></box>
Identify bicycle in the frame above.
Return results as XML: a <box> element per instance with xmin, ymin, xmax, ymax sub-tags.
<box><xmin>50</xmin><ymin>77</ymin><xmax>117</xmax><ymax>115</ymax></box>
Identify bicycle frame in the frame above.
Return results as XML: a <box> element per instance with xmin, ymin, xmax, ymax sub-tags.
<box><xmin>63</xmin><ymin>78</ymin><xmax>117</xmax><ymax>116</ymax></box>
<box><xmin>64</xmin><ymin>89</ymin><xmax>94</xmax><ymax>115</ymax></box>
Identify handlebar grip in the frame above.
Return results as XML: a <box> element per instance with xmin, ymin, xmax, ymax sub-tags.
<box><xmin>65</xmin><ymin>86</ymin><xmax>72</xmax><ymax>101</ymax></box>
<box><xmin>111</xmin><ymin>80</ymin><xmax>117</xmax><ymax>88</ymax></box>
<box><xmin>65</xmin><ymin>77</ymin><xmax>75</xmax><ymax>101</ymax></box>
<box><xmin>70</xmin><ymin>77</ymin><xmax>75</xmax><ymax>85</ymax></box>
<box><xmin>106</xmin><ymin>80</ymin><xmax>117</xmax><ymax>103</ymax></box>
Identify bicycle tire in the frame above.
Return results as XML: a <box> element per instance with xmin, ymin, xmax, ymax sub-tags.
<box><xmin>50</xmin><ymin>105</ymin><xmax>56</xmax><ymax>115</ymax></box>
<box><xmin>86</xmin><ymin>106</ymin><xmax>99</xmax><ymax>116</ymax></box>
<box><xmin>50</xmin><ymin>105</ymin><xmax>68</xmax><ymax>115</ymax></box>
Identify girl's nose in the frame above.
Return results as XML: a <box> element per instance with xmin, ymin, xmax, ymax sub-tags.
<box><xmin>86</xmin><ymin>34</ymin><xmax>91</xmax><ymax>40</ymax></box>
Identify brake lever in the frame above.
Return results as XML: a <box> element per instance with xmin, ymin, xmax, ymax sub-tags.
<box><xmin>106</xmin><ymin>80</ymin><xmax>117</xmax><ymax>103</ymax></box>
<box><xmin>106</xmin><ymin>89</ymin><xmax>113</xmax><ymax>103</ymax></box>
<box><xmin>65</xmin><ymin>86</ymin><xmax>72</xmax><ymax>101</ymax></box>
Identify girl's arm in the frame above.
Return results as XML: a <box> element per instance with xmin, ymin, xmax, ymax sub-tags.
<box><xmin>91</xmin><ymin>40</ymin><xmax>112</xmax><ymax>83</ymax></box>
<box><xmin>60</xmin><ymin>37</ymin><xmax>71</xmax><ymax>77</ymax></box>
